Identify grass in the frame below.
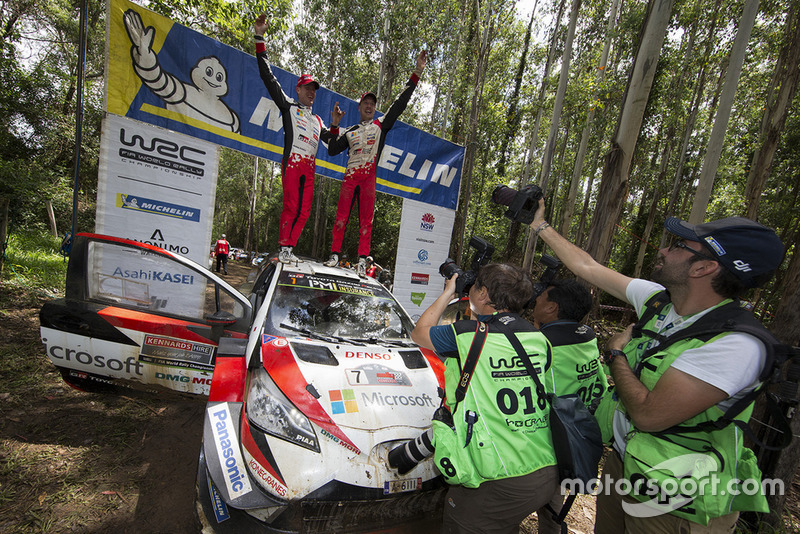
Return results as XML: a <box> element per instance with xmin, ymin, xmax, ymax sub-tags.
<box><xmin>2</xmin><ymin>230</ymin><xmax>67</xmax><ymax>299</ymax></box>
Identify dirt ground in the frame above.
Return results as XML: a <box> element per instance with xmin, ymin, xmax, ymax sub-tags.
<box><xmin>0</xmin><ymin>260</ymin><xmax>798</xmax><ymax>533</ymax></box>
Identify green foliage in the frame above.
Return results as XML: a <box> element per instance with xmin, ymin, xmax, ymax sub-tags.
<box><xmin>2</xmin><ymin>230</ymin><xmax>67</xmax><ymax>296</ymax></box>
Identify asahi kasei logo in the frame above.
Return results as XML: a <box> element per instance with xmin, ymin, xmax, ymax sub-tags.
<box><xmin>420</xmin><ymin>213</ymin><xmax>435</xmax><ymax>232</ymax></box>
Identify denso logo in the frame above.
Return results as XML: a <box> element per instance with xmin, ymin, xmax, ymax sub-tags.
<box><xmin>43</xmin><ymin>338</ymin><xmax>144</xmax><ymax>375</ymax></box>
<box><xmin>345</xmin><ymin>351</ymin><xmax>391</xmax><ymax>360</ymax></box>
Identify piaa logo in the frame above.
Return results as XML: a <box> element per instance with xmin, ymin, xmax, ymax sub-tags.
<box><xmin>420</xmin><ymin>213</ymin><xmax>435</xmax><ymax>232</ymax></box>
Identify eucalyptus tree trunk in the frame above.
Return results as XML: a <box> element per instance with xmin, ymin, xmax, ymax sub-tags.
<box><xmin>505</xmin><ymin>0</ymin><xmax>567</xmax><ymax>260</ymax></box>
<box><xmin>634</xmin><ymin>135</ymin><xmax>673</xmax><ymax>278</ymax></box>
<box><xmin>441</xmin><ymin>0</ymin><xmax>469</xmax><ymax>137</ymax></box>
<box><xmin>585</xmin><ymin>0</ymin><xmax>675</xmax><ymax>265</ymax></box>
<box><xmin>764</xmin><ymin>232</ymin><xmax>800</xmax><ymax>528</ymax></box>
<box><xmin>559</xmin><ymin>0</ymin><xmax>620</xmax><ymax>237</ymax></box>
<box><xmin>0</xmin><ymin>196</ymin><xmax>8</xmax><ymax>275</ymax></box>
<box><xmin>575</xmin><ymin>142</ymin><xmax>603</xmax><ymax>247</ymax></box>
<box><xmin>46</xmin><ymin>200</ymin><xmax>58</xmax><ymax>237</ymax></box>
<box><xmin>522</xmin><ymin>0</ymin><xmax>578</xmax><ymax>271</ymax></box>
<box><xmin>689</xmin><ymin>0</ymin><xmax>760</xmax><ymax>224</ymax></box>
<box><xmin>244</xmin><ymin>157</ymin><xmax>257</xmax><ymax>252</ymax></box>
<box><xmin>496</xmin><ymin>7</ymin><xmax>536</xmax><ymax>179</ymax></box>
<box><xmin>744</xmin><ymin>3</ymin><xmax>800</xmax><ymax>220</ymax></box>
<box><xmin>660</xmin><ymin>0</ymin><xmax>717</xmax><ymax>247</ymax></box>
<box><xmin>454</xmin><ymin>4</ymin><xmax>492</xmax><ymax>265</ymax></box>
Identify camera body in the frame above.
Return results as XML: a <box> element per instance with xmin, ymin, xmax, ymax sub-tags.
<box><xmin>491</xmin><ymin>184</ymin><xmax>544</xmax><ymax>224</ymax></box>
<box><xmin>439</xmin><ymin>236</ymin><xmax>495</xmax><ymax>296</ymax></box>
<box><xmin>528</xmin><ymin>254</ymin><xmax>562</xmax><ymax>307</ymax></box>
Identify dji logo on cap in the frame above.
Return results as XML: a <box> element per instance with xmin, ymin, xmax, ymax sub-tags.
<box><xmin>733</xmin><ymin>260</ymin><xmax>752</xmax><ymax>272</ymax></box>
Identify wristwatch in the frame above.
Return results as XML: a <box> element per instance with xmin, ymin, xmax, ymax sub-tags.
<box><xmin>603</xmin><ymin>349</ymin><xmax>626</xmax><ymax>365</ymax></box>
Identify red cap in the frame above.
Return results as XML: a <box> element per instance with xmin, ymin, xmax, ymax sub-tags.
<box><xmin>360</xmin><ymin>91</ymin><xmax>377</xmax><ymax>104</ymax></box>
<box><xmin>296</xmin><ymin>74</ymin><xmax>320</xmax><ymax>90</ymax></box>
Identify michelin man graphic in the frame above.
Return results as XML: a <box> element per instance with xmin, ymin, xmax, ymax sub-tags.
<box><xmin>123</xmin><ymin>9</ymin><xmax>240</xmax><ymax>133</ymax></box>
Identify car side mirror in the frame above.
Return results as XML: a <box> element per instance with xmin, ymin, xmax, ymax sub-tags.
<box><xmin>206</xmin><ymin>310</ymin><xmax>237</xmax><ymax>343</ymax></box>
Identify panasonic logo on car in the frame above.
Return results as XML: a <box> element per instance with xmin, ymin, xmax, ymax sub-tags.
<box><xmin>208</xmin><ymin>404</ymin><xmax>252</xmax><ymax>498</ymax></box>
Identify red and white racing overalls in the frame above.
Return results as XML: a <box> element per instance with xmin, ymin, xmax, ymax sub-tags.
<box><xmin>327</xmin><ymin>73</ymin><xmax>420</xmax><ymax>257</ymax></box>
<box><xmin>256</xmin><ymin>42</ymin><xmax>335</xmax><ymax>248</ymax></box>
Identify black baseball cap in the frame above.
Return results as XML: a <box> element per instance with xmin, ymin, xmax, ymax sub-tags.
<box><xmin>664</xmin><ymin>216</ymin><xmax>784</xmax><ymax>288</ymax></box>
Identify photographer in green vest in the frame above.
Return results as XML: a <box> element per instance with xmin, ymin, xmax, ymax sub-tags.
<box><xmin>530</xmin><ymin>278</ymin><xmax>608</xmax><ymax>534</ymax></box>
<box><xmin>412</xmin><ymin>262</ymin><xmax>559</xmax><ymax>534</ymax></box>
<box><xmin>529</xmin><ymin>199</ymin><xmax>784</xmax><ymax>533</ymax></box>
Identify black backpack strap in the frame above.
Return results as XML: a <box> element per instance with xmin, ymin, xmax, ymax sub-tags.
<box><xmin>493</xmin><ymin>321</ymin><xmax>574</xmax><ymax>533</ymax></box>
<box><xmin>490</xmin><ymin>320</ymin><xmax>549</xmax><ymax>400</ymax></box>
<box><xmin>453</xmin><ymin>321</ymin><xmax>488</xmax><ymax>408</ymax></box>
<box><xmin>545</xmin><ymin>494</ymin><xmax>575</xmax><ymax>534</ymax></box>
<box><xmin>631</xmin><ymin>290</ymin><xmax>671</xmax><ymax>344</ymax></box>
<box><xmin>641</xmin><ymin>303</ymin><xmax>794</xmax><ymax>450</ymax></box>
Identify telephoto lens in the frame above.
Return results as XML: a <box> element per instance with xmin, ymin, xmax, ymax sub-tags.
<box><xmin>387</xmin><ymin>428</ymin><xmax>435</xmax><ymax>475</ymax></box>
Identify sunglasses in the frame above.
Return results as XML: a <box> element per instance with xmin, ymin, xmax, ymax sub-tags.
<box><xmin>669</xmin><ymin>239</ymin><xmax>717</xmax><ymax>262</ymax></box>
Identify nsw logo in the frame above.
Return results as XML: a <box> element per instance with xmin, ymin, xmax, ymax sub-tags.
<box><xmin>420</xmin><ymin>213</ymin><xmax>436</xmax><ymax>232</ymax></box>
<box><xmin>410</xmin><ymin>292</ymin><xmax>426</xmax><ymax>306</ymax></box>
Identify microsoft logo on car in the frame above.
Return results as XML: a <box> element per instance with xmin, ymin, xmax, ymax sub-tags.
<box><xmin>330</xmin><ymin>389</ymin><xmax>359</xmax><ymax>414</ymax></box>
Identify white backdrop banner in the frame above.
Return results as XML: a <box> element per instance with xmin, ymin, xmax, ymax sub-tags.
<box><xmin>393</xmin><ymin>199</ymin><xmax>455</xmax><ymax>321</ymax></box>
<box><xmin>96</xmin><ymin>113</ymin><xmax>220</xmax><ymax>266</ymax></box>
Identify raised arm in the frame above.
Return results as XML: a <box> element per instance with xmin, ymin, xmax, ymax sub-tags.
<box><xmin>411</xmin><ymin>274</ymin><xmax>458</xmax><ymax>350</ymax></box>
<box><xmin>381</xmin><ymin>50</ymin><xmax>427</xmax><ymax>132</ymax></box>
<box><xmin>530</xmin><ymin>198</ymin><xmax>632</xmax><ymax>303</ymax></box>
<box><xmin>327</xmin><ymin>102</ymin><xmax>350</xmax><ymax>156</ymax></box>
<box><xmin>254</xmin><ymin>14</ymin><xmax>292</xmax><ymax>111</ymax></box>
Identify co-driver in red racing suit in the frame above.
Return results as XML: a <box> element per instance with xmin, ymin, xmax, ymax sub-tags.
<box><xmin>254</xmin><ymin>15</ymin><xmax>339</xmax><ymax>264</ymax></box>
<box><xmin>324</xmin><ymin>51</ymin><xmax>426</xmax><ymax>275</ymax></box>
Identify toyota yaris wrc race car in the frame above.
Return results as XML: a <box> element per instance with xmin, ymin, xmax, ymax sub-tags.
<box><xmin>40</xmin><ymin>234</ymin><xmax>446</xmax><ymax>533</ymax></box>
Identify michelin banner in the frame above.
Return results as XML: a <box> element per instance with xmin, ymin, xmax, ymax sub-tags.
<box><xmin>393</xmin><ymin>199</ymin><xmax>455</xmax><ymax>321</ymax></box>
<box><xmin>96</xmin><ymin>113</ymin><xmax>219</xmax><ymax>267</ymax></box>
<box><xmin>106</xmin><ymin>0</ymin><xmax>463</xmax><ymax>210</ymax></box>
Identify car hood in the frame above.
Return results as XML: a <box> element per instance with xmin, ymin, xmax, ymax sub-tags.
<box><xmin>260</xmin><ymin>336</ymin><xmax>445</xmax><ymax>439</ymax></box>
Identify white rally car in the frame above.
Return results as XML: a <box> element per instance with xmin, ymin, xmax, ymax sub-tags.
<box><xmin>40</xmin><ymin>234</ymin><xmax>446</xmax><ymax>533</ymax></box>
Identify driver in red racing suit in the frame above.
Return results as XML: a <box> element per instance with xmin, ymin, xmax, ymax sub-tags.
<box><xmin>324</xmin><ymin>50</ymin><xmax>427</xmax><ymax>276</ymax></box>
<box><xmin>254</xmin><ymin>14</ymin><xmax>340</xmax><ymax>264</ymax></box>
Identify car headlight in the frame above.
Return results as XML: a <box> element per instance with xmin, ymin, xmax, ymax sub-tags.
<box><xmin>246</xmin><ymin>368</ymin><xmax>320</xmax><ymax>452</ymax></box>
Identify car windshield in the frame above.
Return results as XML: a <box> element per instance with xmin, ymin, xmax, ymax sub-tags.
<box><xmin>264</xmin><ymin>270</ymin><xmax>415</xmax><ymax>342</ymax></box>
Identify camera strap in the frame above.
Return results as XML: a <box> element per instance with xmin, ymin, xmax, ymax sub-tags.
<box><xmin>453</xmin><ymin>321</ymin><xmax>488</xmax><ymax>411</ymax></box>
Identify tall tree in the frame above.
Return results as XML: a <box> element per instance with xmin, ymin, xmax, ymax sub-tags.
<box><xmin>743</xmin><ymin>4</ymin><xmax>800</xmax><ymax>220</ymax></box>
<box><xmin>559</xmin><ymin>0</ymin><xmax>621</xmax><ymax>236</ymax></box>
<box><xmin>688</xmin><ymin>0</ymin><xmax>759</xmax><ymax>223</ymax></box>
<box><xmin>585</xmin><ymin>0</ymin><xmax>675</xmax><ymax>264</ymax></box>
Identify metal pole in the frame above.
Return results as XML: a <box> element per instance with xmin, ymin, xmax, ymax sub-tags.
<box><xmin>63</xmin><ymin>0</ymin><xmax>88</xmax><ymax>255</ymax></box>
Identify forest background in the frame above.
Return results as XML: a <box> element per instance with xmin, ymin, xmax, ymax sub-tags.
<box><xmin>0</xmin><ymin>0</ymin><xmax>799</xmax><ymax>526</ymax></box>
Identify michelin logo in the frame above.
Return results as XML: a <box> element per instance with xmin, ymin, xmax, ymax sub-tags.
<box><xmin>118</xmin><ymin>194</ymin><xmax>200</xmax><ymax>222</ymax></box>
